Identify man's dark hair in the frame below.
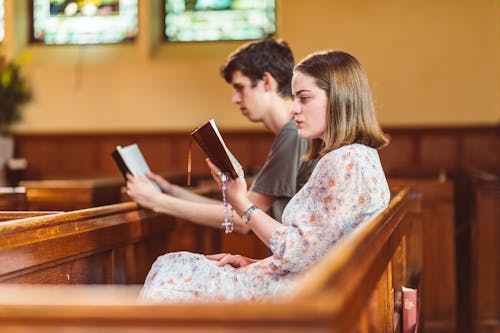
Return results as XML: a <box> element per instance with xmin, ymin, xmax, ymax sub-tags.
<box><xmin>220</xmin><ymin>38</ymin><xmax>294</xmax><ymax>97</ymax></box>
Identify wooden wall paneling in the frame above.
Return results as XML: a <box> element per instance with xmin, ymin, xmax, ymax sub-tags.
<box><xmin>13</xmin><ymin>126</ymin><xmax>499</xmax><ymax>180</ymax></box>
<box><xmin>419</xmin><ymin>134</ymin><xmax>458</xmax><ymax>176</ymax></box>
<box><xmin>461</xmin><ymin>131</ymin><xmax>499</xmax><ymax>172</ymax></box>
<box><xmin>223</xmin><ymin>131</ymin><xmax>274</xmax><ymax>171</ymax></box>
<box><xmin>378</xmin><ymin>132</ymin><xmax>418</xmax><ymax>176</ymax></box>
<box><xmin>94</xmin><ymin>134</ymin><xmax>136</xmax><ymax>176</ymax></box>
<box><xmin>166</xmin><ymin>133</ymin><xmax>196</xmax><ymax>174</ymax></box>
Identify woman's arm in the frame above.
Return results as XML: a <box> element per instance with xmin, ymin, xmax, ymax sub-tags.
<box><xmin>206</xmin><ymin>159</ymin><xmax>283</xmax><ymax>245</ymax></box>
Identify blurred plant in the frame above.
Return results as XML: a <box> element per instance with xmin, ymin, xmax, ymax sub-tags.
<box><xmin>0</xmin><ymin>56</ymin><xmax>32</xmax><ymax>135</ymax></box>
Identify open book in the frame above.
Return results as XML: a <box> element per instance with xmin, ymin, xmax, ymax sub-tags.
<box><xmin>111</xmin><ymin>143</ymin><xmax>160</xmax><ymax>191</ymax></box>
<box><xmin>191</xmin><ymin>119</ymin><xmax>241</xmax><ymax>179</ymax></box>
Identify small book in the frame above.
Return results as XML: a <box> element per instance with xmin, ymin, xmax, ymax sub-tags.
<box><xmin>190</xmin><ymin>119</ymin><xmax>241</xmax><ymax>179</ymax></box>
<box><xmin>111</xmin><ymin>143</ymin><xmax>160</xmax><ymax>191</ymax></box>
<box><xmin>402</xmin><ymin>286</ymin><xmax>418</xmax><ymax>333</ymax></box>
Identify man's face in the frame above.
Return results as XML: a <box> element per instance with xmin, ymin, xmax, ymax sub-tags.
<box><xmin>229</xmin><ymin>70</ymin><xmax>269</xmax><ymax>122</ymax></box>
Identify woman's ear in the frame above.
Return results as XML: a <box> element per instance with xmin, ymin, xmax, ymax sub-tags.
<box><xmin>262</xmin><ymin>72</ymin><xmax>277</xmax><ymax>93</ymax></box>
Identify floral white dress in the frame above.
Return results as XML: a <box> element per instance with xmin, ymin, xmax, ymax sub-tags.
<box><xmin>139</xmin><ymin>144</ymin><xmax>390</xmax><ymax>303</ymax></box>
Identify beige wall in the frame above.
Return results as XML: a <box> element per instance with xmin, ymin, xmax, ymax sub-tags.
<box><xmin>2</xmin><ymin>0</ymin><xmax>498</xmax><ymax>132</ymax></box>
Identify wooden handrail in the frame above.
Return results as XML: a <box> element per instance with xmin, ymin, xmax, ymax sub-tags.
<box><xmin>0</xmin><ymin>211</ymin><xmax>60</xmax><ymax>222</ymax></box>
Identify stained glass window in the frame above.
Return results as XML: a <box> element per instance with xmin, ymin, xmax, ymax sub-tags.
<box><xmin>0</xmin><ymin>0</ymin><xmax>4</xmax><ymax>42</ymax></box>
<box><xmin>165</xmin><ymin>0</ymin><xmax>275</xmax><ymax>42</ymax></box>
<box><xmin>32</xmin><ymin>0</ymin><xmax>138</xmax><ymax>44</ymax></box>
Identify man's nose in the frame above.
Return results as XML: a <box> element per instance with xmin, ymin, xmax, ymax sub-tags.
<box><xmin>232</xmin><ymin>92</ymin><xmax>241</xmax><ymax>104</ymax></box>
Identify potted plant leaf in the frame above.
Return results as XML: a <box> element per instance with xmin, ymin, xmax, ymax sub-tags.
<box><xmin>0</xmin><ymin>56</ymin><xmax>32</xmax><ymax>185</ymax></box>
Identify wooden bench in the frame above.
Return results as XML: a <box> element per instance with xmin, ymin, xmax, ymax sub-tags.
<box><xmin>0</xmin><ymin>187</ymin><xmax>27</xmax><ymax>210</ymax></box>
<box><xmin>468</xmin><ymin>170</ymin><xmax>500</xmax><ymax>333</ymax></box>
<box><xmin>387</xmin><ymin>178</ymin><xmax>456</xmax><ymax>332</ymax></box>
<box><xmin>19</xmin><ymin>177</ymin><xmax>125</xmax><ymax>211</ymax></box>
<box><xmin>0</xmin><ymin>188</ymin><xmax>421</xmax><ymax>332</ymax></box>
<box><xmin>0</xmin><ymin>202</ymin><xmax>195</xmax><ymax>284</ymax></box>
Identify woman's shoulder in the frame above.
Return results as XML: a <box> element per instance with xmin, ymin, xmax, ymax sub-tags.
<box><xmin>321</xmin><ymin>143</ymin><xmax>375</xmax><ymax>162</ymax></box>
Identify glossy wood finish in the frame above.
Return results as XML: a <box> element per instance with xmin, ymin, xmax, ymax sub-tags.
<box><xmin>0</xmin><ymin>187</ymin><xmax>27</xmax><ymax>210</ymax></box>
<box><xmin>0</xmin><ymin>211</ymin><xmax>59</xmax><ymax>222</ymax></box>
<box><xmin>469</xmin><ymin>171</ymin><xmax>500</xmax><ymax>333</ymax></box>
<box><xmin>19</xmin><ymin>177</ymin><xmax>125</xmax><ymax>211</ymax></box>
<box><xmin>389</xmin><ymin>179</ymin><xmax>456</xmax><ymax>333</ymax></box>
<box><xmin>0</xmin><ymin>202</ymin><xmax>177</xmax><ymax>284</ymax></box>
<box><xmin>0</xmin><ymin>188</ymin><xmax>421</xmax><ymax>333</ymax></box>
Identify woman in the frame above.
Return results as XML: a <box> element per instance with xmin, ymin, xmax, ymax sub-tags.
<box><xmin>139</xmin><ymin>50</ymin><xmax>390</xmax><ymax>303</ymax></box>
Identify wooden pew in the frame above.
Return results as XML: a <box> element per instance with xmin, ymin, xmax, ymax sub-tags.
<box><xmin>17</xmin><ymin>172</ymin><xmax>212</xmax><ymax>212</ymax></box>
<box><xmin>0</xmin><ymin>188</ymin><xmax>421</xmax><ymax>332</ymax></box>
<box><xmin>468</xmin><ymin>170</ymin><xmax>500</xmax><ymax>333</ymax></box>
<box><xmin>19</xmin><ymin>177</ymin><xmax>125</xmax><ymax>211</ymax></box>
<box><xmin>0</xmin><ymin>201</ymin><xmax>201</xmax><ymax>284</ymax></box>
<box><xmin>0</xmin><ymin>187</ymin><xmax>27</xmax><ymax>210</ymax></box>
<box><xmin>388</xmin><ymin>178</ymin><xmax>456</xmax><ymax>333</ymax></box>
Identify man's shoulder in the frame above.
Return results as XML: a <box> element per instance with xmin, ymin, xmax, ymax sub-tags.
<box><xmin>275</xmin><ymin>120</ymin><xmax>299</xmax><ymax>139</ymax></box>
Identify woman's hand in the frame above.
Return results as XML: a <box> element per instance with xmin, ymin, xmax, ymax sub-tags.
<box><xmin>206</xmin><ymin>158</ymin><xmax>249</xmax><ymax>210</ymax></box>
<box><xmin>206</xmin><ymin>253</ymin><xmax>257</xmax><ymax>268</ymax></box>
<box><xmin>126</xmin><ymin>173</ymin><xmax>162</xmax><ymax>210</ymax></box>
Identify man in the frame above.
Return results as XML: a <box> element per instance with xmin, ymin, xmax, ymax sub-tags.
<box><xmin>127</xmin><ymin>38</ymin><xmax>317</xmax><ymax>234</ymax></box>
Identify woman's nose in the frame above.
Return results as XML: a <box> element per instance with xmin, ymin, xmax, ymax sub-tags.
<box><xmin>290</xmin><ymin>101</ymin><xmax>301</xmax><ymax>116</ymax></box>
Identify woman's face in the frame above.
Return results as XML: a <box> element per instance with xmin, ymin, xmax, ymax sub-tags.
<box><xmin>290</xmin><ymin>71</ymin><xmax>328</xmax><ymax>141</ymax></box>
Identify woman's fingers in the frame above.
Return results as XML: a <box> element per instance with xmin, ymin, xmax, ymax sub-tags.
<box><xmin>206</xmin><ymin>253</ymin><xmax>229</xmax><ymax>261</ymax></box>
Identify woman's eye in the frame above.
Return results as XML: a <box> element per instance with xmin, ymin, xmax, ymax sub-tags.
<box><xmin>300</xmin><ymin>96</ymin><xmax>311</xmax><ymax>103</ymax></box>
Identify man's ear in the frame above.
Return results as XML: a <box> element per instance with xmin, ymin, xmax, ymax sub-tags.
<box><xmin>262</xmin><ymin>72</ymin><xmax>277</xmax><ymax>92</ymax></box>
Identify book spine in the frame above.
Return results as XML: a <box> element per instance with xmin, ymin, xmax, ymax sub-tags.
<box><xmin>402</xmin><ymin>287</ymin><xmax>417</xmax><ymax>333</ymax></box>
<box><xmin>111</xmin><ymin>150</ymin><xmax>130</xmax><ymax>180</ymax></box>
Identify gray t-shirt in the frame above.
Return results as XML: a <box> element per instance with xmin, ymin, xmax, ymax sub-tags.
<box><xmin>250</xmin><ymin>120</ymin><xmax>318</xmax><ymax>221</ymax></box>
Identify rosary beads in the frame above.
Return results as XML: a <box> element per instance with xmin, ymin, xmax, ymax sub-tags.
<box><xmin>220</xmin><ymin>173</ymin><xmax>234</xmax><ymax>233</ymax></box>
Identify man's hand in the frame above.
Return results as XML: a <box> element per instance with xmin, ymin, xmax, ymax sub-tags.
<box><xmin>146</xmin><ymin>172</ymin><xmax>173</xmax><ymax>194</ymax></box>
<box><xmin>126</xmin><ymin>173</ymin><xmax>162</xmax><ymax>211</ymax></box>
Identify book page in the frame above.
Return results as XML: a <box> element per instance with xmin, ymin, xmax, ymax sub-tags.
<box><xmin>119</xmin><ymin>144</ymin><xmax>151</xmax><ymax>177</ymax></box>
<box><xmin>117</xmin><ymin>144</ymin><xmax>160</xmax><ymax>191</ymax></box>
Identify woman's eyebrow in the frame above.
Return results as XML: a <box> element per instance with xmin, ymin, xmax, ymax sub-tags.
<box><xmin>293</xmin><ymin>89</ymin><xmax>310</xmax><ymax>96</ymax></box>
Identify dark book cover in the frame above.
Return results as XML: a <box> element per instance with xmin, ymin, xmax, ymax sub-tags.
<box><xmin>111</xmin><ymin>143</ymin><xmax>160</xmax><ymax>191</ymax></box>
<box><xmin>402</xmin><ymin>286</ymin><xmax>417</xmax><ymax>333</ymax></box>
<box><xmin>191</xmin><ymin>119</ymin><xmax>241</xmax><ymax>179</ymax></box>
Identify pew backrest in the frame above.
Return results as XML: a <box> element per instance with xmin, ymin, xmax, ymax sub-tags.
<box><xmin>0</xmin><ymin>201</ymin><xmax>174</xmax><ymax>284</ymax></box>
<box><xmin>0</xmin><ymin>187</ymin><xmax>27</xmax><ymax>210</ymax></box>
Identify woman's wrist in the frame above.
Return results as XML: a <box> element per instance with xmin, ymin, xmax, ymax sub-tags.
<box><xmin>231</xmin><ymin>199</ymin><xmax>254</xmax><ymax>217</ymax></box>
